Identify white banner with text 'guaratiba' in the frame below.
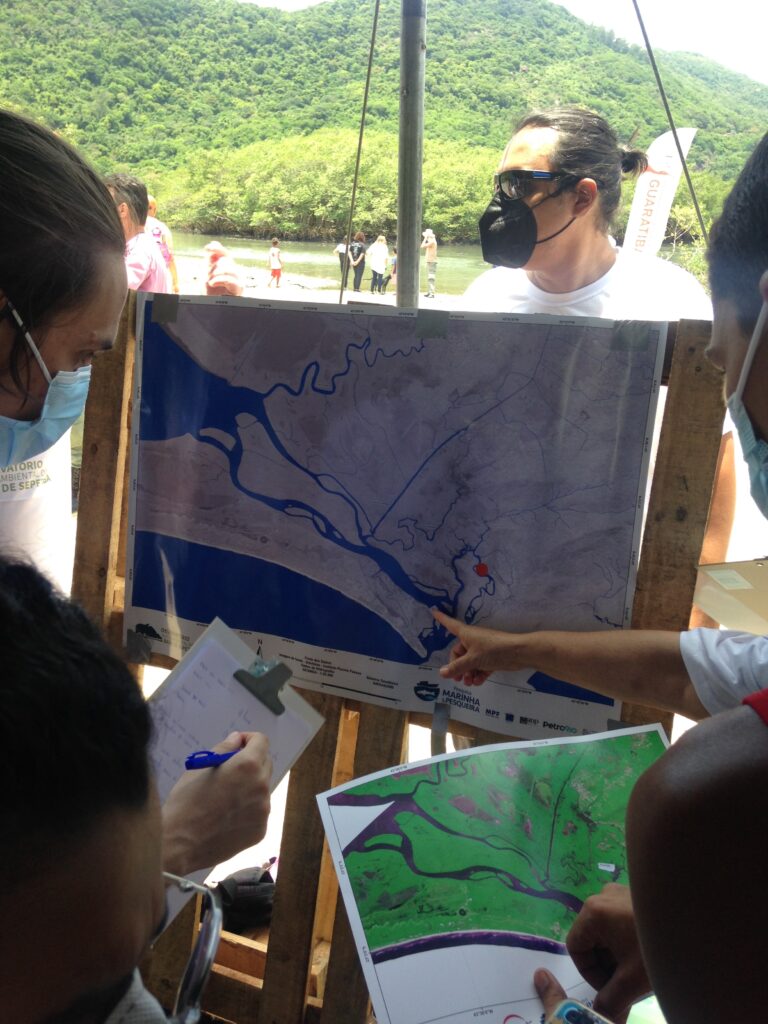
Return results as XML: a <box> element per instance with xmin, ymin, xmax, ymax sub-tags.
<box><xmin>624</xmin><ymin>127</ymin><xmax>697</xmax><ymax>257</ymax></box>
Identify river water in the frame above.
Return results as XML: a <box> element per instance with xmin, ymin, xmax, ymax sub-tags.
<box><xmin>173</xmin><ymin>231</ymin><xmax>489</xmax><ymax>297</ymax></box>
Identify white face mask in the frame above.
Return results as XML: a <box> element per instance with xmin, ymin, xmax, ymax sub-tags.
<box><xmin>0</xmin><ymin>301</ymin><xmax>91</xmax><ymax>467</ymax></box>
<box><xmin>726</xmin><ymin>299</ymin><xmax>768</xmax><ymax>518</ymax></box>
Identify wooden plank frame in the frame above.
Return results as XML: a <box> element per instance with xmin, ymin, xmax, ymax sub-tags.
<box><xmin>72</xmin><ymin>304</ymin><xmax>724</xmax><ymax>1023</ymax></box>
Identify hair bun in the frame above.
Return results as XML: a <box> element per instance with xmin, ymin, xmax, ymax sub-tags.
<box><xmin>620</xmin><ymin>147</ymin><xmax>649</xmax><ymax>177</ymax></box>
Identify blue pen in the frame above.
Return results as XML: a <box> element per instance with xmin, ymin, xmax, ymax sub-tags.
<box><xmin>185</xmin><ymin>749</ymin><xmax>238</xmax><ymax>770</ymax></box>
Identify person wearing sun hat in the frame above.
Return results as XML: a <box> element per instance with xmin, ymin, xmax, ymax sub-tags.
<box><xmin>204</xmin><ymin>241</ymin><xmax>244</xmax><ymax>296</ymax></box>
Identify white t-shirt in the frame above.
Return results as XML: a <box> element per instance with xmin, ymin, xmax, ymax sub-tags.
<box><xmin>463</xmin><ymin>247</ymin><xmax>712</xmax><ymax>321</ymax></box>
<box><xmin>681</xmin><ymin>628</ymin><xmax>768</xmax><ymax>714</ymax></box>
<box><xmin>0</xmin><ymin>431</ymin><xmax>75</xmax><ymax>592</ymax></box>
<box><xmin>269</xmin><ymin>246</ymin><xmax>282</xmax><ymax>270</ymax></box>
<box><xmin>367</xmin><ymin>242</ymin><xmax>389</xmax><ymax>276</ymax></box>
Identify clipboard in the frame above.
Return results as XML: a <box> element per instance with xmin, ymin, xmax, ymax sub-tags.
<box><xmin>149</xmin><ymin>617</ymin><xmax>324</xmax><ymax>804</ymax></box>
<box><xmin>148</xmin><ymin>617</ymin><xmax>324</xmax><ymax>919</ymax></box>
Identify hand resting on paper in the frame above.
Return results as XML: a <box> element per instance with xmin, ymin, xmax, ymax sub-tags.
<box><xmin>533</xmin><ymin>968</ymin><xmax>572</xmax><ymax>1021</ymax></box>
<box><xmin>533</xmin><ymin>969</ymin><xmax>617</xmax><ymax>1023</ymax></box>
<box><xmin>565</xmin><ymin>883</ymin><xmax>650</xmax><ymax>1024</ymax></box>
<box><xmin>162</xmin><ymin>731</ymin><xmax>273</xmax><ymax>875</ymax></box>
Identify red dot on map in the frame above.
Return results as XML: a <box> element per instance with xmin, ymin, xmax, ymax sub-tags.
<box><xmin>474</xmin><ymin>562</ymin><xmax>489</xmax><ymax>577</ymax></box>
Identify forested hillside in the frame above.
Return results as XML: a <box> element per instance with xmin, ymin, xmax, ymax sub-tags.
<box><xmin>2</xmin><ymin>0</ymin><xmax>765</xmax><ymax>240</ymax></box>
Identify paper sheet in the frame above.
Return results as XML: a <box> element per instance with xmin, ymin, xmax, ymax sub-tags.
<box><xmin>318</xmin><ymin>724</ymin><xmax>667</xmax><ymax>1024</ymax></box>
<box><xmin>126</xmin><ymin>297</ymin><xmax>667</xmax><ymax>739</ymax></box>
<box><xmin>150</xmin><ymin>617</ymin><xmax>324</xmax><ymax>914</ymax></box>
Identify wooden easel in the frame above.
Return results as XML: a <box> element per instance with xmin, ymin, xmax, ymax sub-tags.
<box><xmin>71</xmin><ymin>296</ymin><xmax>725</xmax><ymax>1024</ymax></box>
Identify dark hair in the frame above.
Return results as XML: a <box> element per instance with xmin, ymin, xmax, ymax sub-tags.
<box><xmin>0</xmin><ymin>557</ymin><xmax>151</xmax><ymax>883</ymax></box>
<box><xmin>515</xmin><ymin>107</ymin><xmax>648</xmax><ymax>230</ymax></box>
<box><xmin>104</xmin><ymin>172</ymin><xmax>149</xmax><ymax>230</ymax></box>
<box><xmin>708</xmin><ymin>132</ymin><xmax>768</xmax><ymax>334</ymax></box>
<box><xmin>354</xmin><ymin>231</ymin><xmax>365</xmax><ymax>242</ymax></box>
<box><xmin>0</xmin><ymin>108</ymin><xmax>124</xmax><ymax>393</ymax></box>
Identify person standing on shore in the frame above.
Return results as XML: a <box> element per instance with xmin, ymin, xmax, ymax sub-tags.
<box><xmin>348</xmin><ymin>231</ymin><xmax>367</xmax><ymax>292</ymax></box>
<box><xmin>334</xmin><ymin>239</ymin><xmax>348</xmax><ymax>286</ymax></box>
<box><xmin>421</xmin><ymin>228</ymin><xmax>438</xmax><ymax>297</ymax></box>
<box><xmin>383</xmin><ymin>245</ymin><xmax>397</xmax><ymax>293</ymax></box>
<box><xmin>146</xmin><ymin>194</ymin><xmax>180</xmax><ymax>293</ymax></box>
<box><xmin>267</xmin><ymin>237</ymin><xmax>283</xmax><ymax>288</ymax></box>
<box><xmin>367</xmin><ymin>235</ymin><xmax>389</xmax><ymax>294</ymax></box>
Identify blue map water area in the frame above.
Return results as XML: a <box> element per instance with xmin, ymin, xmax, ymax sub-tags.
<box><xmin>135</xmin><ymin>314</ymin><xmax>464</xmax><ymax>661</ymax></box>
<box><xmin>139</xmin><ymin>317</ymin><xmax>261</xmax><ymax>445</ymax></box>
<box><xmin>527</xmin><ymin>670</ymin><xmax>613</xmax><ymax>707</ymax></box>
<box><xmin>131</xmin><ymin>531</ymin><xmax>425</xmax><ymax>664</ymax></box>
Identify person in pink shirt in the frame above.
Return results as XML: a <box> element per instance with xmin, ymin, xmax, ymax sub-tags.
<box><xmin>204</xmin><ymin>241</ymin><xmax>245</xmax><ymax>296</ymax></box>
<box><xmin>104</xmin><ymin>174</ymin><xmax>171</xmax><ymax>294</ymax></box>
<box><xmin>146</xmin><ymin>194</ymin><xmax>180</xmax><ymax>293</ymax></box>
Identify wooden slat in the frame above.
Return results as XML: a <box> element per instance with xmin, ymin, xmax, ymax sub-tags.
<box><xmin>203</xmin><ymin>964</ymin><xmax>324</xmax><ymax>1023</ymax></box>
<box><xmin>213</xmin><ymin>928</ymin><xmax>331</xmax><ymax>999</ymax></box>
<box><xmin>71</xmin><ymin>292</ymin><xmax>136</xmax><ymax>629</ymax></box>
<box><xmin>215</xmin><ymin>929</ymin><xmax>268</xmax><ymax>978</ymax></box>
<box><xmin>626</xmin><ymin>320</ymin><xmax>725</xmax><ymax>728</ymax></box>
<box><xmin>256</xmin><ymin>692</ymin><xmax>344</xmax><ymax>1024</ymax></box>
<box><xmin>309</xmin><ymin>940</ymin><xmax>332</xmax><ymax>999</ymax></box>
<box><xmin>311</xmin><ymin>706</ymin><xmax>361</xmax><ymax>946</ymax></box>
<box><xmin>320</xmin><ymin>706</ymin><xmax>409</xmax><ymax>1024</ymax></box>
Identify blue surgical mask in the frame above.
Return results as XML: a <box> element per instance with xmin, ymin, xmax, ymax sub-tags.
<box><xmin>726</xmin><ymin>299</ymin><xmax>768</xmax><ymax>518</ymax></box>
<box><xmin>0</xmin><ymin>301</ymin><xmax>92</xmax><ymax>467</ymax></box>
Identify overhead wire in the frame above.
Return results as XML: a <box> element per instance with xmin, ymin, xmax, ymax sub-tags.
<box><xmin>631</xmin><ymin>0</ymin><xmax>709</xmax><ymax>243</ymax></box>
<box><xmin>338</xmin><ymin>0</ymin><xmax>381</xmax><ymax>304</ymax></box>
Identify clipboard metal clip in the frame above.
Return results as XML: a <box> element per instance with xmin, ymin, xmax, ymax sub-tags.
<box><xmin>233</xmin><ymin>659</ymin><xmax>292</xmax><ymax>716</ymax></box>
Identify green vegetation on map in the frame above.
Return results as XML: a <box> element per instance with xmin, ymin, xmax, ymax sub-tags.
<box><xmin>2</xmin><ymin>0</ymin><xmax>766</xmax><ymax>243</ymax></box>
<box><xmin>336</xmin><ymin>731</ymin><xmax>666</xmax><ymax>951</ymax></box>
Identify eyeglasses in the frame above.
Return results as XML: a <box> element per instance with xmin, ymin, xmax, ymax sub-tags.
<box><xmin>493</xmin><ymin>168</ymin><xmax>568</xmax><ymax>201</ymax></box>
<box><xmin>162</xmin><ymin>872</ymin><xmax>224</xmax><ymax>1024</ymax></box>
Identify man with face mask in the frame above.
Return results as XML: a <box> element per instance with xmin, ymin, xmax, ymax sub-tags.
<box><xmin>466</xmin><ymin>107</ymin><xmax>711</xmax><ymax>320</ymax></box>
<box><xmin>0</xmin><ymin>554</ymin><xmax>273</xmax><ymax>1024</ymax></box>
<box><xmin>464</xmin><ymin>110</ymin><xmax>736</xmax><ymax>614</ymax></box>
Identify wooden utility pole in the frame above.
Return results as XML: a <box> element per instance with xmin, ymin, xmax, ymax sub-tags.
<box><xmin>397</xmin><ymin>0</ymin><xmax>426</xmax><ymax>308</ymax></box>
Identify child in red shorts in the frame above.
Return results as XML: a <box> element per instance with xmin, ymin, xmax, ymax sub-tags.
<box><xmin>267</xmin><ymin>237</ymin><xmax>283</xmax><ymax>287</ymax></box>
